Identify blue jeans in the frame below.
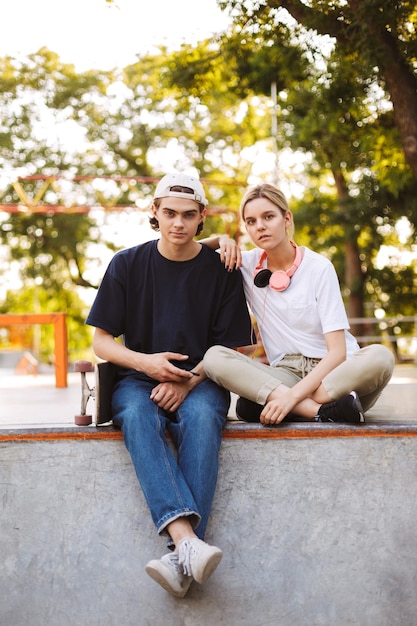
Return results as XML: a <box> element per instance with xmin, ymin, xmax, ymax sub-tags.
<box><xmin>112</xmin><ymin>375</ymin><xmax>229</xmax><ymax>541</ymax></box>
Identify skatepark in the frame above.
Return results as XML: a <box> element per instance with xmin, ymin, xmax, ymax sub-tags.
<box><xmin>1</xmin><ymin>364</ymin><xmax>417</xmax><ymax>625</ymax></box>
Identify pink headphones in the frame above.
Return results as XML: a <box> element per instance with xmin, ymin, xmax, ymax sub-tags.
<box><xmin>254</xmin><ymin>241</ymin><xmax>301</xmax><ymax>291</ymax></box>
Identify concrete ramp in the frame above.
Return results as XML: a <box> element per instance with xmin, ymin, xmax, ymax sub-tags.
<box><xmin>1</xmin><ymin>423</ymin><xmax>417</xmax><ymax>626</ymax></box>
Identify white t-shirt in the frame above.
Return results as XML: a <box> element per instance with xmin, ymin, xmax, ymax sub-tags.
<box><xmin>240</xmin><ymin>247</ymin><xmax>359</xmax><ymax>366</ymax></box>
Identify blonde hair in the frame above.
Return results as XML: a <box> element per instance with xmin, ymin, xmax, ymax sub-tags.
<box><xmin>240</xmin><ymin>183</ymin><xmax>289</xmax><ymax>218</ymax></box>
<box><xmin>240</xmin><ymin>183</ymin><xmax>294</xmax><ymax>238</ymax></box>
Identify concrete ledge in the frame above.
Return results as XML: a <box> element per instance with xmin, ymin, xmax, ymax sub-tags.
<box><xmin>2</xmin><ymin>429</ymin><xmax>417</xmax><ymax>625</ymax></box>
<box><xmin>2</xmin><ymin>420</ymin><xmax>417</xmax><ymax>442</ymax></box>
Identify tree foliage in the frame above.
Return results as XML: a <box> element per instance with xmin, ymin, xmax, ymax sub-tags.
<box><xmin>219</xmin><ymin>0</ymin><xmax>417</xmax><ymax>177</ymax></box>
<box><xmin>0</xmin><ymin>11</ymin><xmax>416</xmax><ymax>360</ymax></box>
<box><xmin>212</xmin><ymin>1</ymin><xmax>417</xmax><ymax>327</ymax></box>
<box><xmin>0</xmin><ymin>46</ymin><xmax>266</xmax><ymax>359</ymax></box>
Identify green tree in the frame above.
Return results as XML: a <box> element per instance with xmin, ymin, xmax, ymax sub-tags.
<box><xmin>0</xmin><ymin>45</ymin><xmax>264</xmax><ymax>366</ymax></box>
<box><xmin>219</xmin><ymin>0</ymin><xmax>417</xmax><ymax>179</ymax></box>
<box><xmin>0</xmin><ymin>48</ymin><xmax>116</xmax><ymax>289</ymax></box>
<box><xmin>280</xmin><ymin>47</ymin><xmax>417</xmax><ymax>325</ymax></box>
<box><xmin>66</xmin><ymin>42</ymin><xmax>274</xmax><ymax>235</ymax></box>
<box><xmin>0</xmin><ymin>49</ymin><xmax>115</xmax><ymax>361</ymax></box>
<box><xmin>161</xmin><ymin>17</ymin><xmax>417</xmax><ymax>333</ymax></box>
<box><xmin>1</xmin><ymin>35</ymin><xmax>415</xmax><ymax>359</ymax></box>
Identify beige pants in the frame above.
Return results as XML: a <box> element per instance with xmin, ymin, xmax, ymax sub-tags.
<box><xmin>203</xmin><ymin>344</ymin><xmax>394</xmax><ymax>412</ymax></box>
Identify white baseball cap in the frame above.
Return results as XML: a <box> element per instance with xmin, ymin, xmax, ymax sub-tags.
<box><xmin>153</xmin><ymin>173</ymin><xmax>208</xmax><ymax>206</ymax></box>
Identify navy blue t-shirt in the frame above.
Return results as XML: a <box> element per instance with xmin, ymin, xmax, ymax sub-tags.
<box><xmin>86</xmin><ymin>240</ymin><xmax>252</xmax><ymax>380</ymax></box>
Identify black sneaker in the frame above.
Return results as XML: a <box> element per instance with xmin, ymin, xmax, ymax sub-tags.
<box><xmin>235</xmin><ymin>397</ymin><xmax>263</xmax><ymax>422</ymax></box>
<box><xmin>315</xmin><ymin>391</ymin><xmax>365</xmax><ymax>424</ymax></box>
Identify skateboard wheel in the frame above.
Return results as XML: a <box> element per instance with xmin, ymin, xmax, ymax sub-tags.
<box><xmin>75</xmin><ymin>414</ymin><xmax>93</xmax><ymax>426</ymax></box>
<box><xmin>74</xmin><ymin>360</ymin><xmax>94</xmax><ymax>373</ymax></box>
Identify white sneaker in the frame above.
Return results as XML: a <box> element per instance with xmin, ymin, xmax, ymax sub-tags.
<box><xmin>178</xmin><ymin>537</ymin><xmax>223</xmax><ymax>584</ymax></box>
<box><xmin>145</xmin><ymin>552</ymin><xmax>193</xmax><ymax>598</ymax></box>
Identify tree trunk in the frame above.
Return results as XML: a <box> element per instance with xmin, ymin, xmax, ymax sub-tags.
<box><xmin>333</xmin><ymin>168</ymin><xmax>365</xmax><ymax>338</ymax></box>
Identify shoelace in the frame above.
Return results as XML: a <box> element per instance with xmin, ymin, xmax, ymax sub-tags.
<box><xmin>178</xmin><ymin>538</ymin><xmax>196</xmax><ymax>577</ymax></box>
<box><xmin>166</xmin><ymin>552</ymin><xmax>182</xmax><ymax>574</ymax></box>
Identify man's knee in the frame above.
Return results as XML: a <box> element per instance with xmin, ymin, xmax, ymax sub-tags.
<box><xmin>112</xmin><ymin>404</ymin><xmax>137</xmax><ymax>430</ymax></box>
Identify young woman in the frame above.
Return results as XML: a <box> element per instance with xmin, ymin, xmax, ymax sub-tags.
<box><xmin>203</xmin><ymin>183</ymin><xmax>394</xmax><ymax>425</ymax></box>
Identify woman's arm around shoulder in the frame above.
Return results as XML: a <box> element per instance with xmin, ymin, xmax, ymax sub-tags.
<box><xmin>200</xmin><ymin>235</ymin><xmax>242</xmax><ymax>270</ymax></box>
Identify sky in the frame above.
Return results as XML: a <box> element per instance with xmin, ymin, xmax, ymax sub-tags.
<box><xmin>0</xmin><ymin>0</ymin><xmax>231</xmax><ymax>70</ymax></box>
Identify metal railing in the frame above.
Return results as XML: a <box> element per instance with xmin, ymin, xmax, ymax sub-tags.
<box><xmin>349</xmin><ymin>316</ymin><xmax>416</xmax><ymax>342</ymax></box>
<box><xmin>349</xmin><ymin>316</ymin><xmax>417</xmax><ymax>362</ymax></box>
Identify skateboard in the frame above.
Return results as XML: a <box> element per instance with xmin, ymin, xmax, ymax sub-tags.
<box><xmin>74</xmin><ymin>360</ymin><xmax>117</xmax><ymax>426</ymax></box>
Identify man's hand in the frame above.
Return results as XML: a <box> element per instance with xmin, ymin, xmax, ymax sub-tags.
<box><xmin>150</xmin><ymin>380</ymin><xmax>191</xmax><ymax>412</ymax></box>
<box><xmin>93</xmin><ymin>329</ymin><xmax>196</xmax><ymax>383</ymax></box>
<box><xmin>139</xmin><ymin>352</ymin><xmax>194</xmax><ymax>382</ymax></box>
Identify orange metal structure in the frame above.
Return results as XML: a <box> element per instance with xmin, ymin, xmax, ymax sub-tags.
<box><xmin>0</xmin><ymin>175</ymin><xmax>241</xmax><ymax>217</ymax></box>
<box><xmin>0</xmin><ymin>313</ymin><xmax>68</xmax><ymax>388</ymax></box>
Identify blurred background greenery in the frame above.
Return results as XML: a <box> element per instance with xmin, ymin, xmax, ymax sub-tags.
<box><xmin>0</xmin><ymin>0</ymin><xmax>416</xmax><ymax>365</ymax></box>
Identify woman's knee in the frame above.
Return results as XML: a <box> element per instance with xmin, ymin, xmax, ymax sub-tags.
<box><xmin>366</xmin><ymin>344</ymin><xmax>395</xmax><ymax>378</ymax></box>
<box><xmin>203</xmin><ymin>345</ymin><xmax>235</xmax><ymax>379</ymax></box>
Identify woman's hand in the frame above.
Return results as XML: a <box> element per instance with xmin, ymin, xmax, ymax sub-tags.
<box><xmin>218</xmin><ymin>235</ymin><xmax>242</xmax><ymax>270</ymax></box>
<box><xmin>260</xmin><ymin>394</ymin><xmax>297</xmax><ymax>425</ymax></box>
<box><xmin>260</xmin><ymin>386</ymin><xmax>302</xmax><ymax>424</ymax></box>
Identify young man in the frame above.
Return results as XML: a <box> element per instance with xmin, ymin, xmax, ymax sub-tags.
<box><xmin>86</xmin><ymin>173</ymin><xmax>252</xmax><ymax>598</ymax></box>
